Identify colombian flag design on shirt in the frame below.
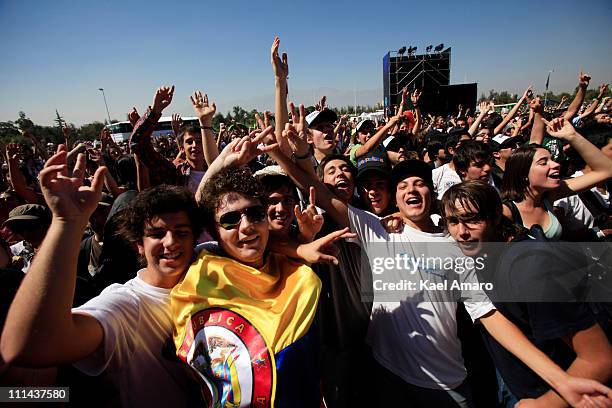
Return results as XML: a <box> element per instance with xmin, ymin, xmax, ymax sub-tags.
<box><xmin>172</xmin><ymin>250</ymin><xmax>321</xmax><ymax>408</ymax></box>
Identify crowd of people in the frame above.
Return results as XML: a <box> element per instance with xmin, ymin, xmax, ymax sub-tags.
<box><xmin>0</xmin><ymin>36</ymin><xmax>611</xmax><ymax>407</ymax></box>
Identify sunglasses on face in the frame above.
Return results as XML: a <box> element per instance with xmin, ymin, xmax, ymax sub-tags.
<box><xmin>217</xmin><ymin>205</ymin><xmax>266</xmax><ymax>230</ymax></box>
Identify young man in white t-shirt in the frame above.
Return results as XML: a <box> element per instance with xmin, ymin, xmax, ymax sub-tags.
<box><xmin>1</xmin><ymin>148</ymin><xmax>205</xmax><ymax>407</ymax></box>
<box><xmin>272</xmin><ymin>126</ymin><xmax>611</xmax><ymax>407</ymax></box>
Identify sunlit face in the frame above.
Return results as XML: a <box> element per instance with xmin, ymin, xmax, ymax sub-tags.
<box><xmin>182</xmin><ymin>132</ymin><xmax>203</xmax><ymax>163</ymax></box>
<box><xmin>357</xmin><ymin>127</ymin><xmax>375</xmax><ymax>144</ymax></box>
<box><xmin>529</xmin><ymin>148</ymin><xmax>561</xmax><ymax>191</ymax></box>
<box><xmin>322</xmin><ymin>159</ymin><xmax>354</xmax><ymax>202</ymax></box>
<box><xmin>310</xmin><ymin>122</ymin><xmax>336</xmax><ymax>153</ymax></box>
<box><xmin>138</xmin><ymin>212</ymin><xmax>194</xmax><ymax>287</ymax></box>
<box><xmin>396</xmin><ymin>176</ymin><xmax>432</xmax><ymax>224</ymax></box>
<box><xmin>475</xmin><ymin>129</ymin><xmax>491</xmax><ymax>143</ymax></box>
<box><xmin>266</xmin><ymin>185</ymin><xmax>297</xmax><ymax>234</ymax></box>
<box><xmin>215</xmin><ymin>193</ymin><xmax>269</xmax><ymax>268</ymax></box>
<box><xmin>463</xmin><ymin>158</ymin><xmax>492</xmax><ymax>182</ymax></box>
<box><xmin>446</xmin><ymin>200</ymin><xmax>494</xmax><ymax>257</ymax></box>
<box><xmin>358</xmin><ymin>173</ymin><xmax>391</xmax><ymax>215</ymax></box>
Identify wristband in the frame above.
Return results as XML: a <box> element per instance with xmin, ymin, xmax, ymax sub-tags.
<box><xmin>292</xmin><ymin>151</ymin><xmax>311</xmax><ymax>161</ymax></box>
<box><xmin>592</xmin><ymin>227</ymin><xmax>605</xmax><ymax>239</ymax></box>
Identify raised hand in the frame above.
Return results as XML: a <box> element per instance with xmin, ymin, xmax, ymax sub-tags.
<box><xmin>283</xmin><ymin>103</ymin><xmax>310</xmax><ymax>156</ymax></box>
<box><xmin>579</xmin><ymin>71</ymin><xmax>591</xmax><ymax>89</ymax></box>
<box><xmin>38</xmin><ymin>145</ymin><xmax>106</xmax><ymax>223</ymax></box>
<box><xmin>598</xmin><ymin>83</ymin><xmax>609</xmax><ymax>99</ymax></box>
<box><xmin>271</xmin><ymin>36</ymin><xmax>288</xmax><ymax>79</ymax></box>
<box><xmin>127</xmin><ymin>107</ymin><xmax>140</xmax><ymax>126</ymax></box>
<box><xmin>296</xmin><ymin>227</ymin><xmax>357</xmax><ymax>265</ymax></box>
<box><xmin>152</xmin><ymin>85</ymin><xmax>175</xmax><ymax>115</ymax></box>
<box><xmin>315</xmin><ymin>95</ymin><xmax>327</xmax><ymax>112</ymax></box>
<box><xmin>171</xmin><ymin>113</ymin><xmax>183</xmax><ymax>137</ymax></box>
<box><xmin>545</xmin><ymin>117</ymin><xmax>578</xmax><ymax>140</ymax></box>
<box><xmin>411</xmin><ymin>89</ymin><xmax>422</xmax><ymax>106</ymax></box>
<box><xmin>478</xmin><ymin>101</ymin><xmax>489</xmax><ymax>115</ymax></box>
<box><xmin>295</xmin><ymin>187</ymin><xmax>324</xmax><ymax>243</ymax></box>
<box><xmin>522</xmin><ymin>85</ymin><xmax>533</xmax><ymax>101</ymax></box>
<box><xmin>218</xmin><ymin>126</ymin><xmax>277</xmax><ymax>168</ymax></box>
<box><xmin>189</xmin><ymin>91</ymin><xmax>216</xmax><ymax>125</ymax></box>
<box><xmin>5</xmin><ymin>143</ymin><xmax>21</xmax><ymax>161</ymax></box>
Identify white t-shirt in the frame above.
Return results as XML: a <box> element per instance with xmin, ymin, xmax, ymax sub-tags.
<box><xmin>554</xmin><ymin>170</ymin><xmax>610</xmax><ymax>231</ymax></box>
<box><xmin>432</xmin><ymin>163</ymin><xmax>461</xmax><ymax>200</ymax></box>
<box><xmin>73</xmin><ymin>270</ymin><xmax>195</xmax><ymax>407</ymax></box>
<box><xmin>347</xmin><ymin>205</ymin><xmax>494</xmax><ymax>390</ymax></box>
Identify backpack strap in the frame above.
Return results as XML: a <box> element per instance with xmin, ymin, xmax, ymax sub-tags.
<box><xmin>503</xmin><ymin>200</ymin><xmax>524</xmax><ymax>226</ymax></box>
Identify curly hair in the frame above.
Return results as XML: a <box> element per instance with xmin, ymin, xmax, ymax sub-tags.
<box><xmin>199</xmin><ymin>166</ymin><xmax>268</xmax><ymax>237</ymax></box>
<box><xmin>116</xmin><ymin>184</ymin><xmax>203</xmax><ymax>243</ymax></box>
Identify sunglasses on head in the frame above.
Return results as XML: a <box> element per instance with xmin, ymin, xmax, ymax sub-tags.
<box><xmin>217</xmin><ymin>205</ymin><xmax>266</xmax><ymax>230</ymax></box>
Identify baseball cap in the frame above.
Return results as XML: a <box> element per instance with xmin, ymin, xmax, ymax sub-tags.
<box><xmin>305</xmin><ymin>109</ymin><xmax>338</xmax><ymax>127</ymax></box>
<box><xmin>384</xmin><ymin>134</ymin><xmax>408</xmax><ymax>152</ymax></box>
<box><xmin>356</xmin><ymin>152</ymin><xmax>391</xmax><ymax>180</ymax></box>
<box><xmin>490</xmin><ymin>135</ymin><xmax>518</xmax><ymax>151</ymax></box>
<box><xmin>356</xmin><ymin>119</ymin><xmax>375</xmax><ymax>133</ymax></box>
<box><xmin>3</xmin><ymin>204</ymin><xmax>51</xmax><ymax>227</ymax></box>
<box><xmin>390</xmin><ymin>159</ymin><xmax>433</xmax><ymax>187</ymax></box>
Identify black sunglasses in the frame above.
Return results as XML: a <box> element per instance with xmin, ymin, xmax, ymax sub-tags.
<box><xmin>217</xmin><ymin>205</ymin><xmax>266</xmax><ymax>230</ymax></box>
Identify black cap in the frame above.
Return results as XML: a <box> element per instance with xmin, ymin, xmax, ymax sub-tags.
<box><xmin>356</xmin><ymin>152</ymin><xmax>391</xmax><ymax>180</ymax></box>
<box><xmin>390</xmin><ymin>159</ymin><xmax>433</xmax><ymax>187</ymax></box>
<box><xmin>385</xmin><ymin>134</ymin><xmax>408</xmax><ymax>152</ymax></box>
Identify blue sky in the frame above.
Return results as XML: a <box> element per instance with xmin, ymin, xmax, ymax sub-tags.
<box><xmin>1</xmin><ymin>0</ymin><xmax>611</xmax><ymax>126</ymax></box>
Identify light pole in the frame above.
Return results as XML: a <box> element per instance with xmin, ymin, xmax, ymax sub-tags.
<box><xmin>98</xmin><ymin>88</ymin><xmax>112</xmax><ymax>124</ymax></box>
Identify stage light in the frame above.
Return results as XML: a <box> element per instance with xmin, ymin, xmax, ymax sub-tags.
<box><xmin>397</xmin><ymin>46</ymin><xmax>406</xmax><ymax>56</ymax></box>
<box><xmin>407</xmin><ymin>46</ymin><xmax>417</xmax><ymax>56</ymax></box>
<box><xmin>434</xmin><ymin>43</ymin><xmax>445</xmax><ymax>52</ymax></box>
<box><xmin>426</xmin><ymin>45</ymin><xmax>433</xmax><ymax>53</ymax></box>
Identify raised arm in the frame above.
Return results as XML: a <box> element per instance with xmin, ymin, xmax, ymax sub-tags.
<box><xmin>578</xmin><ymin>83</ymin><xmax>609</xmax><ymax>121</ymax></box>
<box><xmin>5</xmin><ymin>144</ymin><xmax>43</xmax><ymax>204</ymax></box>
<box><xmin>563</xmin><ymin>72</ymin><xmax>590</xmax><ymax>121</ymax></box>
<box><xmin>556</xmin><ymin>95</ymin><xmax>569</xmax><ymax>111</ymax></box>
<box><xmin>195</xmin><ymin>127</ymin><xmax>277</xmax><ymax>203</ymax></box>
<box><xmin>468</xmin><ymin>101</ymin><xmax>490</xmax><ymax>136</ymax></box>
<box><xmin>411</xmin><ymin>89</ymin><xmax>422</xmax><ymax>135</ymax></box>
<box><xmin>494</xmin><ymin>86</ymin><xmax>531</xmax><ymax>135</ymax></box>
<box><xmin>270</xmin><ymin>126</ymin><xmax>350</xmax><ymax>228</ymax></box>
<box><xmin>545</xmin><ymin>118</ymin><xmax>612</xmax><ymax>201</ymax></box>
<box><xmin>528</xmin><ymin>97</ymin><xmax>546</xmax><ymax>145</ymax></box>
<box><xmin>352</xmin><ymin>114</ymin><xmax>401</xmax><ymax>159</ymax></box>
<box><xmin>189</xmin><ymin>90</ymin><xmax>219</xmax><ymax>166</ymax></box>
<box><xmin>129</xmin><ymin>86</ymin><xmax>178</xmax><ymax>185</ymax></box>
<box><xmin>271</xmin><ymin>37</ymin><xmax>292</xmax><ymax>157</ymax></box>
<box><xmin>1</xmin><ymin>148</ymin><xmax>107</xmax><ymax>366</ymax></box>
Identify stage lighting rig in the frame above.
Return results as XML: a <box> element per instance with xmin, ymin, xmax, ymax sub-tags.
<box><xmin>426</xmin><ymin>45</ymin><xmax>433</xmax><ymax>53</ymax></box>
<box><xmin>407</xmin><ymin>46</ymin><xmax>418</xmax><ymax>56</ymax></box>
<box><xmin>397</xmin><ymin>46</ymin><xmax>406</xmax><ymax>56</ymax></box>
<box><xmin>434</xmin><ymin>43</ymin><xmax>445</xmax><ymax>53</ymax></box>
